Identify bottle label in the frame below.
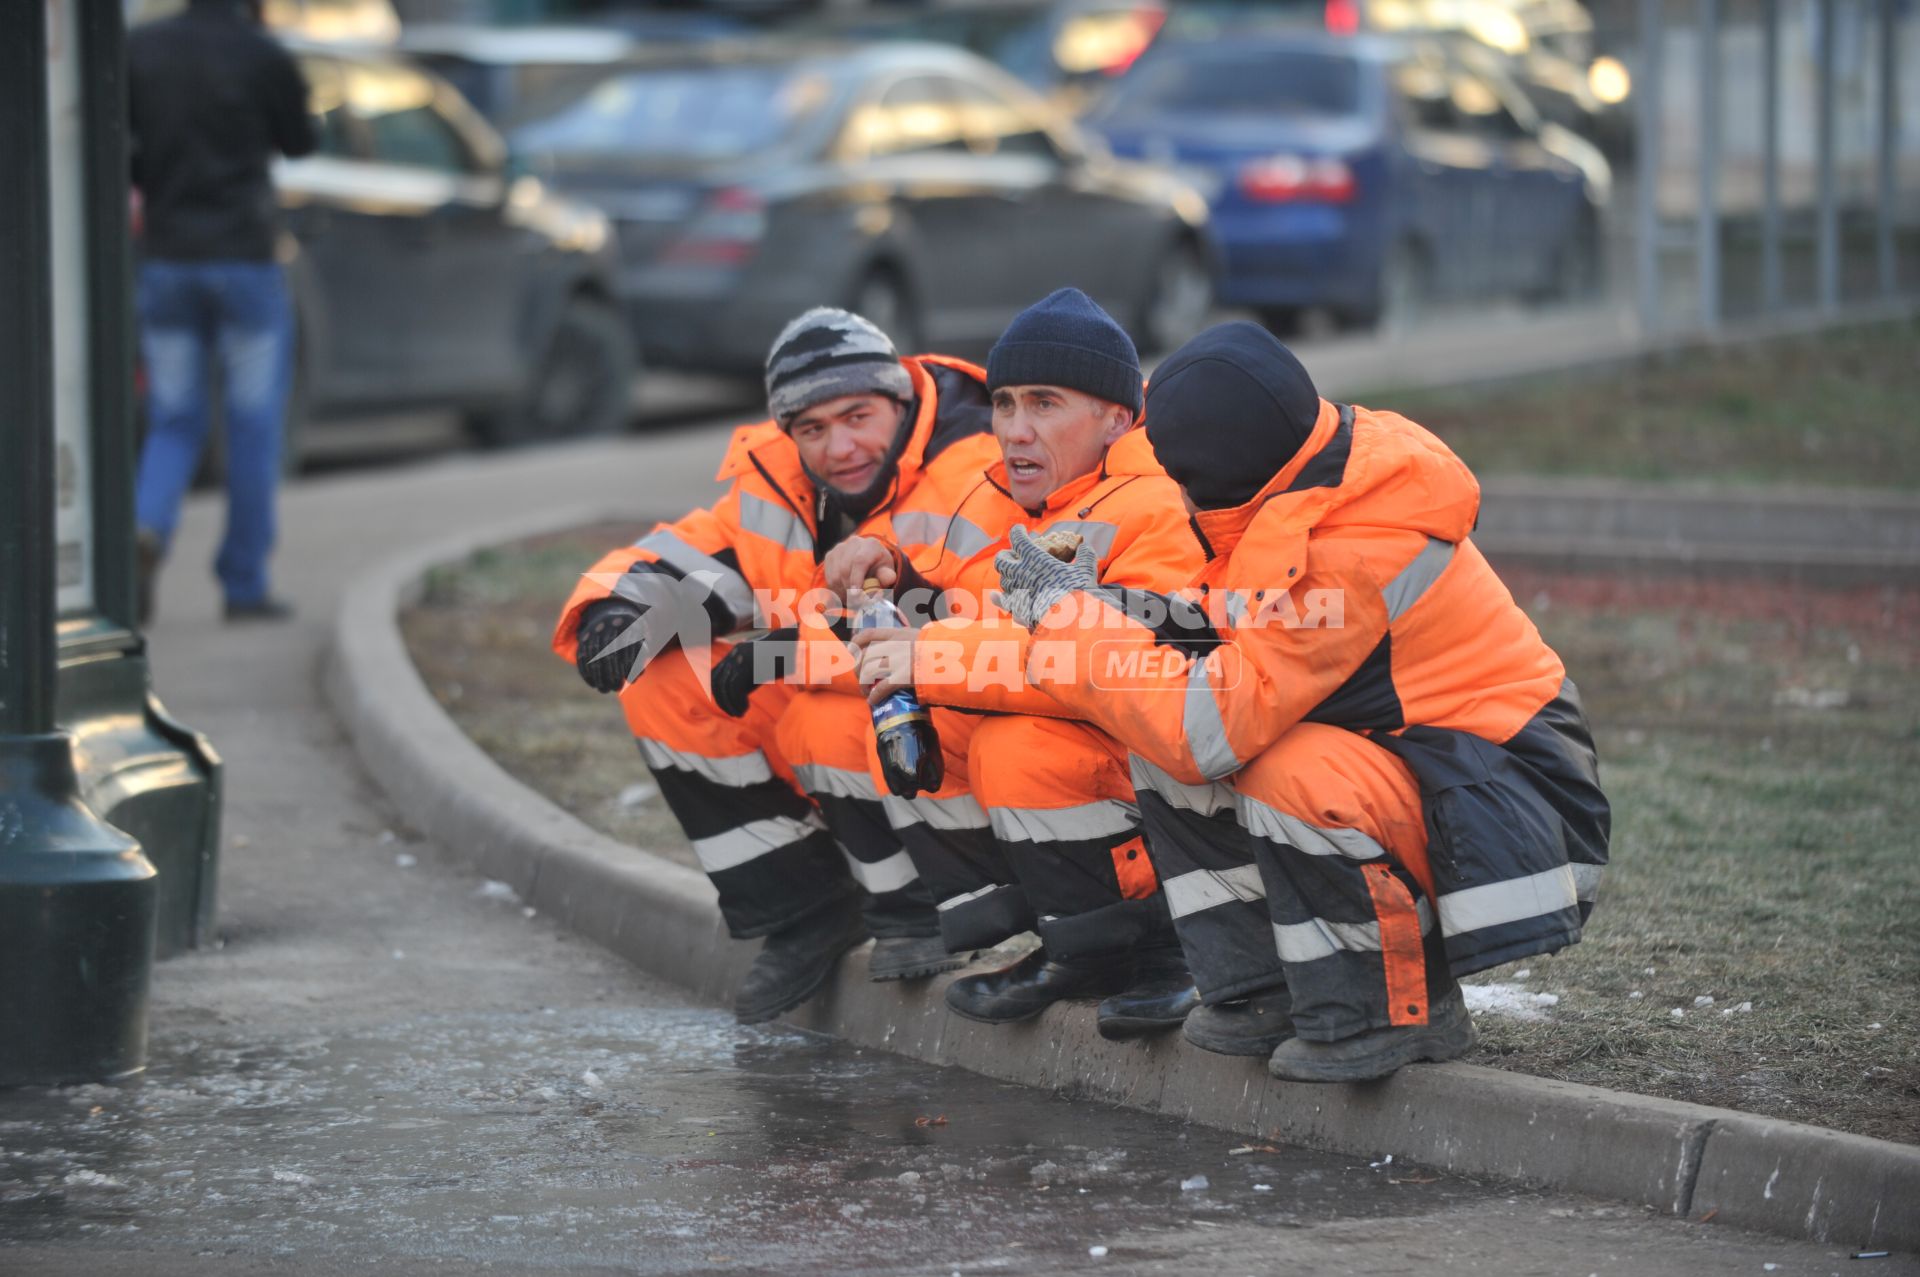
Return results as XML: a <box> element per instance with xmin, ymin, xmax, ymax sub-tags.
<box><xmin>873</xmin><ymin>709</ymin><xmax>933</xmax><ymax>734</ymax></box>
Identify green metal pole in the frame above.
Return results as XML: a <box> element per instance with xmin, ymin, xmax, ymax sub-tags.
<box><xmin>0</xmin><ymin>0</ymin><xmax>159</xmax><ymax>1088</ymax></box>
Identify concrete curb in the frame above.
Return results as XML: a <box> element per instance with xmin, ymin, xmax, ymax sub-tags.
<box><xmin>324</xmin><ymin>512</ymin><xmax>1918</xmax><ymax>1255</ymax></box>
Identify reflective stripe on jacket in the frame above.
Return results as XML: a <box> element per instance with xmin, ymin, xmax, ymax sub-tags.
<box><xmin>551</xmin><ymin>355</ymin><xmax>998</xmax><ymax>664</ymax></box>
<box><xmin>908</xmin><ymin>426</ymin><xmax>1205</xmax><ymax>717</ymax></box>
<box><xmin>1029</xmin><ymin>398</ymin><xmax>1611</xmax><ymax>975</ymax></box>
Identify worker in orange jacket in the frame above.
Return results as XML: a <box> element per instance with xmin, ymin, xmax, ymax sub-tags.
<box><xmin>991</xmin><ymin>321</ymin><xmax>1610</xmax><ymax>1081</ymax></box>
<box><xmin>552</xmin><ymin>308</ymin><xmax>1000</xmax><ymax>1024</ymax></box>
<box><xmin>774</xmin><ymin>290</ymin><xmax>1210</xmax><ymax>1037</ymax></box>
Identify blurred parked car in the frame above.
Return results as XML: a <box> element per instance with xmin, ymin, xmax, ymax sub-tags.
<box><xmin>129</xmin><ymin>0</ymin><xmax>400</xmax><ymax>44</ymax></box>
<box><xmin>1085</xmin><ymin>32</ymin><xmax>1608</xmax><ymax>330</ymax></box>
<box><xmin>788</xmin><ymin>0</ymin><xmax>1170</xmax><ymax>116</ymax></box>
<box><xmin>266</xmin><ymin>44</ymin><xmax>635</xmax><ymax>460</ymax></box>
<box><xmin>400</xmin><ymin>18</ymin><xmax>747</xmax><ymax>125</ymax></box>
<box><xmin>506</xmin><ymin>39</ymin><xmax>1214</xmax><ymax>372</ymax></box>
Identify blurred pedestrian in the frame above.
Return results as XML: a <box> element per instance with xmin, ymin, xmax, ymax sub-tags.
<box><xmin>129</xmin><ymin>0</ymin><xmax>315</xmax><ymax>623</ymax></box>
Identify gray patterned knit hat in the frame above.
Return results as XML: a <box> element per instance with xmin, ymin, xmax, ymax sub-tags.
<box><xmin>765</xmin><ymin>307</ymin><xmax>914</xmax><ymax>430</ymax></box>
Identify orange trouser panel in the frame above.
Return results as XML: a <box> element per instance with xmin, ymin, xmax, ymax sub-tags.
<box><xmin>968</xmin><ymin>715</ymin><xmax>1169</xmax><ymax>959</ymax></box>
<box><xmin>619</xmin><ymin>643</ymin><xmax>850</xmax><ymax>938</ymax></box>
<box><xmin>775</xmin><ymin>691</ymin><xmax>936</xmax><ymax>937</ymax></box>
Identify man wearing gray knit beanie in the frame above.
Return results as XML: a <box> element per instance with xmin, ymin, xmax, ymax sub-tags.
<box><xmin>555</xmin><ymin>305</ymin><xmax>1002</xmax><ymax>1024</ymax></box>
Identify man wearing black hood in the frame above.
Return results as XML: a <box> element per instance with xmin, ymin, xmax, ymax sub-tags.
<box><xmin>993</xmin><ymin>321</ymin><xmax>1610</xmax><ymax>1082</ymax></box>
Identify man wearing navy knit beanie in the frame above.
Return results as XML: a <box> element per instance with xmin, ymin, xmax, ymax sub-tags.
<box><xmin>840</xmin><ymin>288</ymin><xmax>1207</xmax><ymax>1036</ymax></box>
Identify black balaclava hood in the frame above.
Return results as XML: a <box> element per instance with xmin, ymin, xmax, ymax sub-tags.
<box><xmin>1144</xmin><ymin>321</ymin><xmax>1320</xmax><ymax>511</ymax></box>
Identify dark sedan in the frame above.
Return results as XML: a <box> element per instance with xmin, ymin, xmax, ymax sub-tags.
<box><xmin>507</xmin><ymin>40</ymin><xmax>1215</xmax><ymax>371</ymax></box>
<box><xmin>275</xmin><ymin>44</ymin><xmax>635</xmax><ymax>456</ymax></box>
<box><xmin>1087</xmin><ymin>33</ymin><xmax>1609</xmax><ymax>330</ymax></box>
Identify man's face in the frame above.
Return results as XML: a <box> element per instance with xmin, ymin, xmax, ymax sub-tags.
<box><xmin>788</xmin><ymin>394</ymin><xmax>906</xmax><ymax>494</ymax></box>
<box><xmin>991</xmin><ymin>384</ymin><xmax>1133</xmax><ymax>509</ymax></box>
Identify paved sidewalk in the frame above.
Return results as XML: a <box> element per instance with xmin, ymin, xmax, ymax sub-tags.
<box><xmin>10</xmin><ymin>435</ymin><xmax>1904</xmax><ymax>1275</ymax></box>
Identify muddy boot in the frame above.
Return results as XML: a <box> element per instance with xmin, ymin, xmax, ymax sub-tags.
<box><xmin>868</xmin><ymin>934</ymin><xmax>965</xmax><ymax>982</ymax></box>
<box><xmin>1266</xmin><ymin>985</ymin><xmax>1477</xmax><ymax>1082</ymax></box>
<box><xmin>1095</xmin><ymin>941</ymin><xmax>1198</xmax><ymax>1040</ymax></box>
<box><xmin>945</xmin><ymin>948</ymin><xmax>1133</xmax><ymax>1025</ymax></box>
<box><xmin>1181</xmin><ymin>985</ymin><xmax>1296</xmax><ymax>1056</ymax></box>
<box><xmin>734</xmin><ymin>893</ymin><xmax>869</xmax><ymax>1025</ymax></box>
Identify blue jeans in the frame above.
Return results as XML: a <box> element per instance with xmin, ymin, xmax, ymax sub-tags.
<box><xmin>135</xmin><ymin>259</ymin><xmax>294</xmax><ymax>607</ymax></box>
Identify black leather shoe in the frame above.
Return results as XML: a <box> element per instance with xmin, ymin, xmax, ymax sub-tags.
<box><xmin>1096</xmin><ymin>943</ymin><xmax>1199</xmax><ymax>1039</ymax></box>
<box><xmin>135</xmin><ymin>529</ymin><xmax>162</xmax><ymax>628</ymax></box>
<box><xmin>945</xmin><ymin>948</ymin><xmax>1134</xmax><ymax>1025</ymax></box>
<box><xmin>734</xmin><ymin>894</ymin><xmax>870</xmax><ymax>1024</ymax></box>
<box><xmin>869</xmin><ymin>934</ymin><xmax>965</xmax><ymax>982</ymax></box>
<box><xmin>1182</xmin><ymin>986</ymin><xmax>1297</xmax><ymax>1056</ymax></box>
<box><xmin>224</xmin><ymin>596</ymin><xmax>295</xmax><ymax>623</ymax></box>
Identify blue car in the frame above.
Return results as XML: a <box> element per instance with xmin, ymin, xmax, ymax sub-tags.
<box><xmin>1085</xmin><ymin>33</ymin><xmax>1609</xmax><ymax>329</ymax></box>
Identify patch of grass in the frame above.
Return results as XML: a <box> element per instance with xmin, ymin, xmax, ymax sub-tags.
<box><xmin>1355</xmin><ymin>317</ymin><xmax>1920</xmax><ymax>489</ymax></box>
<box><xmin>1466</xmin><ymin>567</ymin><xmax>1920</xmax><ymax>1143</ymax></box>
<box><xmin>404</xmin><ymin>532</ymin><xmax>1920</xmax><ymax>1144</ymax></box>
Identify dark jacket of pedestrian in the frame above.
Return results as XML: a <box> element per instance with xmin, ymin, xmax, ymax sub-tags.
<box><xmin>129</xmin><ymin>0</ymin><xmax>316</xmax><ymax>262</ymax></box>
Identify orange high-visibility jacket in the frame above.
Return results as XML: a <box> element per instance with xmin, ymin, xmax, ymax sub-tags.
<box><xmin>551</xmin><ymin>355</ymin><xmax>998</xmax><ymax>665</ymax></box>
<box><xmin>1027</xmin><ymin>399</ymin><xmax>1611</xmax><ymax>974</ymax></box>
<box><xmin>901</xmin><ymin>425</ymin><xmax>1205</xmax><ymax>718</ymax></box>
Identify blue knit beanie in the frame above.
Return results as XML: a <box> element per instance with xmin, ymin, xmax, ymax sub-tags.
<box><xmin>987</xmin><ymin>288</ymin><xmax>1142</xmax><ymax>418</ymax></box>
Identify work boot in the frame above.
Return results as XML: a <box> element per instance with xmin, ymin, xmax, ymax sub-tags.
<box><xmin>1182</xmin><ymin>986</ymin><xmax>1296</xmax><ymax>1056</ymax></box>
<box><xmin>945</xmin><ymin>947</ymin><xmax>1134</xmax><ymax>1025</ymax></box>
<box><xmin>734</xmin><ymin>893</ymin><xmax>869</xmax><ymax>1025</ymax></box>
<box><xmin>868</xmin><ymin>934</ymin><xmax>965</xmax><ymax>982</ymax></box>
<box><xmin>1266</xmin><ymin>985</ymin><xmax>1478</xmax><ymax>1083</ymax></box>
<box><xmin>135</xmin><ymin>529</ymin><xmax>163</xmax><ymax>627</ymax></box>
<box><xmin>1095</xmin><ymin>942</ymin><xmax>1199</xmax><ymax>1040</ymax></box>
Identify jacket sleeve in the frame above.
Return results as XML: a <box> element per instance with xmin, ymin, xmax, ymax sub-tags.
<box><xmin>1026</xmin><ymin>526</ymin><xmax>1401</xmax><ymax>783</ymax></box>
<box><xmin>551</xmin><ymin>490</ymin><xmax>752</xmax><ymax>663</ymax></box>
<box><xmin>914</xmin><ymin>495</ymin><xmax>1204</xmax><ymax>719</ymax></box>
<box><xmin>260</xmin><ymin>43</ymin><xmax>317</xmax><ymax>160</ymax></box>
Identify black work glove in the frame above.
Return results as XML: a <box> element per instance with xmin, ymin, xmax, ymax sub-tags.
<box><xmin>709</xmin><ymin>627</ymin><xmax>801</xmax><ymax>718</ymax></box>
<box><xmin>574</xmin><ymin>599</ymin><xmax>646</xmax><ymax>694</ymax></box>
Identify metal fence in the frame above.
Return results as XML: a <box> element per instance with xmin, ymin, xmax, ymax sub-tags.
<box><xmin>1636</xmin><ymin>0</ymin><xmax>1917</xmax><ymax>333</ymax></box>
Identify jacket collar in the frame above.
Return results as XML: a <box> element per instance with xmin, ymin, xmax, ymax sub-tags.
<box><xmin>1188</xmin><ymin>398</ymin><xmax>1346</xmax><ymax>559</ymax></box>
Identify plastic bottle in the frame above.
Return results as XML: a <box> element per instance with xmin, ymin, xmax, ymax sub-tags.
<box><xmin>852</xmin><ymin>577</ymin><xmax>943</xmax><ymax>799</ymax></box>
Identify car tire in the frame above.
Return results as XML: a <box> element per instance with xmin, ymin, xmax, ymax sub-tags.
<box><xmin>851</xmin><ymin>269</ymin><xmax>923</xmax><ymax>357</ymax></box>
<box><xmin>474</xmin><ymin>294</ymin><xmax>636</xmax><ymax>448</ymax></box>
<box><xmin>1136</xmin><ymin>239</ymin><xmax>1212</xmax><ymax>354</ymax></box>
<box><xmin>1553</xmin><ymin>212</ymin><xmax>1603</xmax><ymax>304</ymax></box>
<box><xmin>1376</xmin><ymin>238</ymin><xmax>1431</xmax><ymax>335</ymax></box>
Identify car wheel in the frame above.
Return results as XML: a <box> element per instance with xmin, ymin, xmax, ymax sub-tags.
<box><xmin>1137</xmin><ymin>239</ymin><xmax>1212</xmax><ymax>354</ymax></box>
<box><xmin>475</xmin><ymin>294</ymin><xmax>636</xmax><ymax>448</ymax></box>
<box><xmin>1377</xmin><ymin>239</ymin><xmax>1431</xmax><ymax>335</ymax></box>
<box><xmin>1553</xmin><ymin>213</ymin><xmax>1602</xmax><ymax>304</ymax></box>
<box><xmin>851</xmin><ymin>269</ymin><xmax>923</xmax><ymax>356</ymax></box>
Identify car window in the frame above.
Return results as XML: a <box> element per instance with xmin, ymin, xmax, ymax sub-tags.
<box><xmin>844</xmin><ymin>75</ymin><xmax>972</xmax><ymax>158</ymax></box>
<box><xmin>511</xmin><ymin>64</ymin><xmax>830</xmax><ymax>160</ymax></box>
<box><xmin>341</xmin><ymin>61</ymin><xmax>477</xmax><ymax>174</ymax></box>
<box><xmin>946</xmin><ymin>77</ymin><xmax>1061</xmax><ymax>161</ymax></box>
<box><xmin>297</xmin><ymin>57</ymin><xmax>364</xmax><ymax>160</ymax></box>
<box><xmin>1093</xmin><ymin>48</ymin><xmax>1361</xmax><ymax>121</ymax></box>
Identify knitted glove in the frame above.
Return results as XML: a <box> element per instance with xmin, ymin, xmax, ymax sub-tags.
<box><xmin>709</xmin><ymin>628</ymin><xmax>801</xmax><ymax>718</ymax></box>
<box><xmin>993</xmin><ymin>524</ymin><xmax>1099</xmax><ymax>631</ymax></box>
<box><xmin>574</xmin><ymin>599</ymin><xmax>646</xmax><ymax>693</ymax></box>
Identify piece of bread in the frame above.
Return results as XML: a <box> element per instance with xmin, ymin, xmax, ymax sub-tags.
<box><xmin>1033</xmin><ymin>529</ymin><xmax>1085</xmax><ymax>562</ymax></box>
